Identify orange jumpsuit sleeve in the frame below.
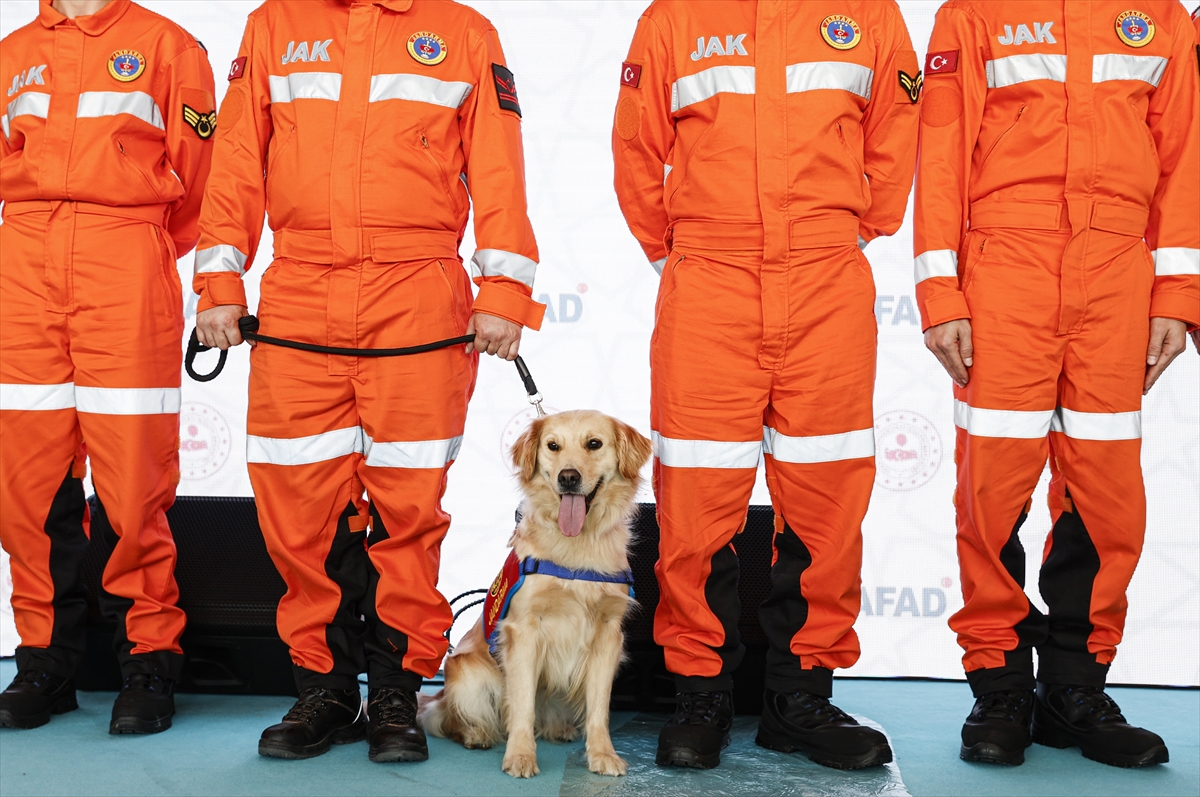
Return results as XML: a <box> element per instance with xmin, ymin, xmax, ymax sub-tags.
<box><xmin>161</xmin><ymin>42</ymin><xmax>217</xmax><ymax>257</ymax></box>
<box><xmin>858</xmin><ymin>3</ymin><xmax>921</xmax><ymax>245</ymax></box>
<box><xmin>458</xmin><ymin>26</ymin><xmax>544</xmax><ymax>331</ymax></box>
<box><xmin>611</xmin><ymin>14</ymin><xmax>673</xmax><ymax>274</ymax></box>
<box><xmin>1143</xmin><ymin>7</ymin><xmax>1200</xmax><ymax>329</ymax></box>
<box><xmin>913</xmin><ymin>2</ymin><xmax>988</xmax><ymax>331</ymax></box>
<box><xmin>192</xmin><ymin>17</ymin><xmax>272</xmax><ymax>312</ymax></box>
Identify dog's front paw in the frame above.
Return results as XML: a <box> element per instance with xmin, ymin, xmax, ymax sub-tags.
<box><xmin>587</xmin><ymin>751</ymin><xmax>628</xmax><ymax>777</ymax></box>
<box><xmin>542</xmin><ymin>721</ymin><xmax>579</xmax><ymax>743</ymax></box>
<box><xmin>502</xmin><ymin>749</ymin><xmax>540</xmax><ymax>778</ymax></box>
<box><xmin>461</xmin><ymin>729</ymin><xmax>495</xmax><ymax>749</ymax></box>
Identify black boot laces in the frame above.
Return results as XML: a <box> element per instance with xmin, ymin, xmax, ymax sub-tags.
<box><xmin>1062</xmin><ymin>686</ymin><xmax>1126</xmax><ymax>724</ymax></box>
<box><xmin>371</xmin><ymin>689</ymin><xmax>417</xmax><ymax>728</ymax></box>
<box><xmin>974</xmin><ymin>689</ymin><xmax>1030</xmax><ymax>723</ymax></box>
<box><xmin>283</xmin><ymin>689</ymin><xmax>354</xmax><ymax>726</ymax></box>
<box><xmin>672</xmin><ymin>692</ymin><xmax>727</xmax><ymax>727</ymax></box>
<box><xmin>785</xmin><ymin>692</ymin><xmax>855</xmax><ymax>726</ymax></box>
<box><xmin>122</xmin><ymin>673</ymin><xmax>168</xmax><ymax>694</ymax></box>
<box><xmin>11</xmin><ymin>670</ymin><xmax>53</xmax><ymax>689</ymax></box>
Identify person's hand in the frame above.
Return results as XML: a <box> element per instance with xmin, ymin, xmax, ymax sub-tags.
<box><xmin>466</xmin><ymin>312</ymin><xmax>522</xmax><ymax>360</ymax></box>
<box><xmin>1190</xmin><ymin>329</ymin><xmax>1199</xmax><ymax>355</ymax></box>
<box><xmin>196</xmin><ymin>305</ymin><xmax>250</xmax><ymax>350</ymax></box>
<box><xmin>1144</xmin><ymin>317</ymin><xmax>1187</xmax><ymax>394</ymax></box>
<box><xmin>924</xmin><ymin>319</ymin><xmax>974</xmax><ymax>388</ymax></box>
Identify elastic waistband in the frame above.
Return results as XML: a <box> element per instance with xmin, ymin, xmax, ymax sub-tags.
<box><xmin>670</xmin><ymin>216</ymin><xmax>859</xmax><ymax>251</ymax></box>
<box><xmin>969</xmin><ymin>200</ymin><xmax>1148</xmax><ymax>237</ymax></box>
<box><xmin>274</xmin><ymin>227</ymin><xmax>460</xmax><ymax>265</ymax></box>
<box><xmin>1</xmin><ymin>200</ymin><xmax>168</xmax><ymax>227</ymax></box>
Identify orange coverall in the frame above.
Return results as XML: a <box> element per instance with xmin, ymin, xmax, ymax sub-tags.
<box><xmin>914</xmin><ymin>1</ymin><xmax>1200</xmax><ymax>696</ymax></box>
<box><xmin>196</xmin><ymin>0</ymin><xmax>542</xmax><ymax>692</ymax></box>
<box><xmin>0</xmin><ymin>0</ymin><xmax>214</xmax><ymax>680</ymax></box>
<box><xmin>613</xmin><ymin>0</ymin><xmax>919</xmax><ymax>696</ymax></box>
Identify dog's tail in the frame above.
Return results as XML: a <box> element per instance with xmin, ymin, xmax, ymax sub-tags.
<box><xmin>416</xmin><ymin>690</ymin><xmax>451</xmax><ymax>737</ymax></box>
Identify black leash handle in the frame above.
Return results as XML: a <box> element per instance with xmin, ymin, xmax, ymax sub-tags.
<box><xmin>184</xmin><ymin>316</ymin><xmax>544</xmax><ymax>413</ymax></box>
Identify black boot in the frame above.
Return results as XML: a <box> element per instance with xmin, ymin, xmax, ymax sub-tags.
<box><xmin>655</xmin><ymin>691</ymin><xmax>734</xmax><ymax>769</ymax></box>
<box><xmin>110</xmin><ymin>672</ymin><xmax>176</xmax><ymax>735</ymax></box>
<box><xmin>0</xmin><ymin>669</ymin><xmax>78</xmax><ymax>729</ymax></box>
<box><xmin>367</xmin><ymin>688</ymin><xmax>428</xmax><ymax>763</ymax></box>
<box><xmin>258</xmin><ymin>688</ymin><xmax>366</xmax><ymax>759</ymax></box>
<box><xmin>1032</xmin><ymin>683</ymin><xmax>1169</xmax><ymax>768</ymax></box>
<box><xmin>960</xmin><ymin>689</ymin><xmax>1034</xmax><ymax>765</ymax></box>
<box><xmin>756</xmin><ymin>690</ymin><xmax>892</xmax><ymax>769</ymax></box>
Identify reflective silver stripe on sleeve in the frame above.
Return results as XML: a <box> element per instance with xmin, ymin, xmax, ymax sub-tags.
<box><xmin>651</xmin><ymin>257</ymin><xmax>667</xmax><ymax>275</ymax></box>
<box><xmin>269</xmin><ymin>72</ymin><xmax>342</xmax><ymax>103</ymax></box>
<box><xmin>1092</xmin><ymin>54</ymin><xmax>1167</xmax><ymax>86</ymax></box>
<box><xmin>785</xmin><ymin>61</ymin><xmax>873</xmax><ymax>100</ymax></box>
<box><xmin>369</xmin><ymin>73</ymin><xmax>473</xmax><ymax>108</ymax></box>
<box><xmin>3</xmin><ymin>91</ymin><xmax>51</xmax><ymax>137</ymax></box>
<box><xmin>914</xmin><ymin>250</ymin><xmax>959</xmax><ymax>283</ymax></box>
<box><xmin>1050</xmin><ymin>408</ymin><xmax>1141</xmax><ymax>441</ymax></box>
<box><xmin>363</xmin><ymin>433</ymin><xmax>464</xmax><ymax>469</ymax></box>
<box><xmin>652</xmin><ymin>431</ymin><xmax>761</xmax><ymax>469</ymax></box>
<box><xmin>1151</xmin><ymin>248</ymin><xmax>1200</xmax><ymax>276</ymax></box>
<box><xmin>671</xmin><ymin>65</ymin><xmax>755</xmax><ymax>112</ymax></box>
<box><xmin>76</xmin><ymin>91</ymin><xmax>164</xmax><ymax>129</ymax></box>
<box><xmin>0</xmin><ymin>382</ymin><xmax>76</xmax><ymax>411</ymax></box>
<box><xmin>954</xmin><ymin>400</ymin><xmax>1054</xmax><ymax>439</ymax></box>
<box><xmin>75</xmin><ymin>387</ymin><xmax>181</xmax><ymax>415</ymax></box>
<box><xmin>195</xmin><ymin>245</ymin><xmax>249</xmax><ymax>275</ymax></box>
<box><xmin>986</xmin><ymin>54</ymin><xmax>1067</xmax><ymax>88</ymax></box>
<box><xmin>763</xmin><ymin>426</ymin><xmax>875</xmax><ymax>464</ymax></box>
<box><xmin>247</xmin><ymin>427</ymin><xmax>364</xmax><ymax>466</ymax></box>
<box><xmin>470</xmin><ymin>249</ymin><xmax>537</xmax><ymax>288</ymax></box>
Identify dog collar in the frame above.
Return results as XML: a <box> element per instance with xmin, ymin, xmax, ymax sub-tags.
<box><xmin>482</xmin><ymin>552</ymin><xmax>635</xmax><ymax>657</ymax></box>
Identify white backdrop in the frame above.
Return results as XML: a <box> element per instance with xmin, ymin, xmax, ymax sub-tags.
<box><xmin>2</xmin><ymin>0</ymin><xmax>1197</xmax><ymax>686</ymax></box>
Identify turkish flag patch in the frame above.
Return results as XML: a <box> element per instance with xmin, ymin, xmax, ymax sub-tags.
<box><xmin>925</xmin><ymin>50</ymin><xmax>959</xmax><ymax>75</ymax></box>
<box><xmin>620</xmin><ymin>61</ymin><xmax>642</xmax><ymax>88</ymax></box>
<box><xmin>492</xmin><ymin>63</ymin><xmax>521</xmax><ymax>117</ymax></box>
<box><xmin>228</xmin><ymin>56</ymin><xmax>246</xmax><ymax>81</ymax></box>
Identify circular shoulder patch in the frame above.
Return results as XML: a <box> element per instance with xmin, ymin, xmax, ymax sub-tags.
<box><xmin>820</xmin><ymin>15</ymin><xmax>862</xmax><ymax>50</ymax></box>
<box><xmin>108</xmin><ymin>49</ymin><xmax>147</xmax><ymax>82</ymax></box>
<box><xmin>616</xmin><ymin>96</ymin><xmax>641</xmax><ymax>141</ymax></box>
<box><xmin>407</xmin><ymin>32</ymin><xmax>448</xmax><ymax>66</ymax></box>
<box><xmin>1115</xmin><ymin>11</ymin><xmax>1155</xmax><ymax>47</ymax></box>
<box><xmin>921</xmin><ymin>86</ymin><xmax>964</xmax><ymax>128</ymax></box>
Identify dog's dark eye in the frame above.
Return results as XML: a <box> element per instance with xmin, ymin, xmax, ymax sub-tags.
<box><xmin>547</xmin><ymin>441</ymin><xmax>560</xmax><ymax>452</ymax></box>
<box><xmin>587</xmin><ymin>439</ymin><xmax>603</xmax><ymax>450</ymax></box>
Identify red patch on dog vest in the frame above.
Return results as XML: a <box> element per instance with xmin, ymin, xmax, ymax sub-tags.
<box><xmin>483</xmin><ymin>550</ymin><xmax>525</xmax><ymax>654</ymax></box>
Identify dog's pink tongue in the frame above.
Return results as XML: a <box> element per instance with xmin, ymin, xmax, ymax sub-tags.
<box><xmin>558</xmin><ymin>494</ymin><xmax>587</xmax><ymax>537</ymax></box>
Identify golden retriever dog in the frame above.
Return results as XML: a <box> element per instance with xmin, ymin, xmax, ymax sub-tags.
<box><xmin>419</xmin><ymin>410</ymin><xmax>652</xmax><ymax>778</ymax></box>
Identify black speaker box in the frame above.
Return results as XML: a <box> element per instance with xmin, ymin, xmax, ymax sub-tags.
<box><xmin>79</xmin><ymin>495</ymin><xmax>296</xmax><ymax>696</ymax></box>
<box><xmin>78</xmin><ymin>498</ymin><xmax>774</xmax><ymax>711</ymax></box>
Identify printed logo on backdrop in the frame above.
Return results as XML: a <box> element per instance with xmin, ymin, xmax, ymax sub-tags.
<box><xmin>180</xmin><ymin>402</ymin><xmax>232</xmax><ymax>480</ymax></box>
<box><xmin>874</xmin><ymin>411</ymin><xmax>942</xmax><ymax>491</ymax></box>
<box><xmin>860</xmin><ymin>580</ymin><xmax>954</xmax><ymax>618</ymax></box>
<box><xmin>501</xmin><ymin>406</ymin><xmax>560</xmax><ymax>469</ymax></box>
<box><xmin>537</xmin><ymin>288</ymin><xmax>585</xmax><ymax>324</ymax></box>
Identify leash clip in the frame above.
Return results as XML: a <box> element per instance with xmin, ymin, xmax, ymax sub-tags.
<box><xmin>514</xmin><ymin>356</ymin><xmax>546</xmax><ymax>417</ymax></box>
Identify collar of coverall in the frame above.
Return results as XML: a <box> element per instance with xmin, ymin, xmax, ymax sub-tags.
<box><xmin>39</xmin><ymin>0</ymin><xmax>131</xmax><ymax>34</ymax></box>
<box><xmin>337</xmin><ymin>0</ymin><xmax>414</xmax><ymax>11</ymax></box>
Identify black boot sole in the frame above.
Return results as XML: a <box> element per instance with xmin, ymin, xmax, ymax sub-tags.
<box><xmin>259</xmin><ymin>720</ymin><xmax>367</xmax><ymax>760</ymax></box>
<box><xmin>110</xmin><ymin>712</ymin><xmax>174</xmax><ymax>735</ymax></box>
<box><xmin>960</xmin><ymin>741</ymin><xmax>1026</xmax><ymax>766</ymax></box>
<box><xmin>1032</xmin><ymin>719</ymin><xmax>1170</xmax><ymax>768</ymax></box>
<box><xmin>755</xmin><ymin>725</ymin><xmax>893</xmax><ymax>770</ymax></box>
<box><xmin>0</xmin><ymin>693</ymin><xmax>80</xmax><ymax>730</ymax></box>
<box><xmin>655</xmin><ymin>744</ymin><xmax>722</xmax><ymax>769</ymax></box>
<box><xmin>369</xmin><ymin>742</ymin><xmax>429</xmax><ymax>763</ymax></box>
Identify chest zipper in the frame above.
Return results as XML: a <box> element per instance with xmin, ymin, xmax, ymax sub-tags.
<box><xmin>116</xmin><ymin>139</ymin><xmax>163</xmax><ymax>199</ymax></box>
<box><xmin>419</xmin><ymin>131</ymin><xmax>462</xmax><ymax>211</ymax></box>
<box><xmin>982</xmin><ymin>105</ymin><xmax>1026</xmax><ymax>166</ymax></box>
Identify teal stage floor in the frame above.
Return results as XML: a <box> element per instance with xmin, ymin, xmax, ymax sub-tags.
<box><xmin>0</xmin><ymin>659</ymin><xmax>1196</xmax><ymax>796</ymax></box>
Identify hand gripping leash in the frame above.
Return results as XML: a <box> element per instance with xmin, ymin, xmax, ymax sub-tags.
<box><xmin>185</xmin><ymin>315</ymin><xmax>545</xmax><ymax>414</ymax></box>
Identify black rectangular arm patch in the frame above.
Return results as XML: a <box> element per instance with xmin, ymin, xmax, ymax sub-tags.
<box><xmin>491</xmin><ymin>63</ymin><xmax>521</xmax><ymax>117</ymax></box>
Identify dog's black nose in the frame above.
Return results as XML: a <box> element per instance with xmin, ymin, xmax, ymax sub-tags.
<box><xmin>558</xmin><ymin>469</ymin><xmax>582</xmax><ymax>492</ymax></box>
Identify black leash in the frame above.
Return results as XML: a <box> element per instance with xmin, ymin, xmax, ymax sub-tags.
<box><xmin>185</xmin><ymin>315</ymin><xmax>546</xmax><ymax>415</ymax></box>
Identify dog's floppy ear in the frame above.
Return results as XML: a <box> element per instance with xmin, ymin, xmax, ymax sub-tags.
<box><xmin>614</xmin><ymin>420</ymin><xmax>653</xmax><ymax>482</ymax></box>
<box><xmin>510</xmin><ymin>417</ymin><xmax>545</xmax><ymax>483</ymax></box>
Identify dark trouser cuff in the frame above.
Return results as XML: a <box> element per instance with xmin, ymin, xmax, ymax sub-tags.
<box><xmin>119</xmin><ymin>650</ymin><xmax>184</xmax><ymax>682</ymax></box>
<box><xmin>1036</xmin><ymin>648</ymin><xmax>1109</xmax><ymax>688</ymax></box>
<box><xmin>368</xmin><ymin>663</ymin><xmax>423</xmax><ymax>692</ymax></box>
<box><xmin>764</xmin><ymin>666</ymin><xmax>834</xmax><ymax>699</ymax></box>
<box><xmin>293</xmin><ymin>664</ymin><xmax>360</xmax><ymax>693</ymax></box>
<box><xmin>15</xmin><ymin>646</ymin><xmax>81</xmax><ymax>681</ymax></box>
<box><xmin>965</xmin><ymin>647</ymin><xmax>1036</xmax><ymax>697</ymax></box>
<box><xmin>674</xmin><ymin>673</ymin><xmax>734</xmax><ymax>694</ymax></box>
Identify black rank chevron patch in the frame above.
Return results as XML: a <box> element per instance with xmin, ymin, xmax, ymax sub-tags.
<box><xmin>182</xmin><ymin>104</ymin><xmax>216</xmax><ymax>139</ymax></box>
<box><xmin>491</xmin><ymin>63</ymin><xmax>521</xmax><ymax>117</ymax></box>
<box><xmin>898</xmin><ymin>70</ymin><xmax>923</xmax><ymax>104</ymax></box>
